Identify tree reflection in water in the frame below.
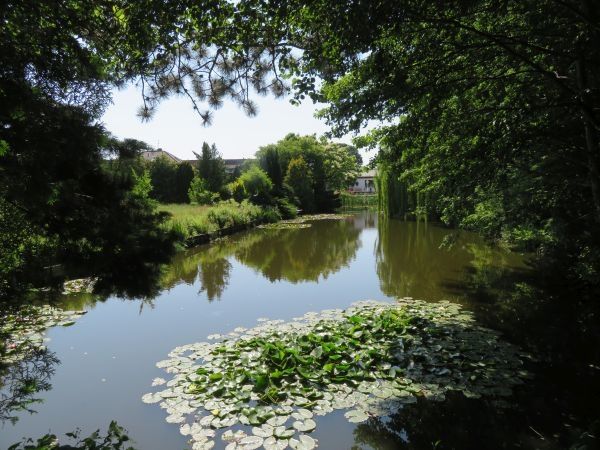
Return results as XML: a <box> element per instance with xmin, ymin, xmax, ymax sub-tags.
<box><xmin>0</xmin><ymin>347</ymin><xmax>59</xmax><ymax>424</ymax></box>
<box><xmin>351</xmin><ymin>393</ymin><xmax>529</xmax><ymax>450</ymax></box>
<box><xmin>161</xmin><ymin>217</ymin><xmax>363</xmax><ymax>300</ymax></box>
<box><xmin>375</xmin><ymin>217</ymin><xmax>524</xmax><ymax>301</ymax></box>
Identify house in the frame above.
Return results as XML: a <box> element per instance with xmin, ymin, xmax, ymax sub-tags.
<box><xmin>183</xmin><ymin>158</ymin><xmax>253</xmax><ymax>174</ymax></box>
<box><xmin>348</xmin><ymin>169</ymin><xmax>377</xmax><ymax>193</ymax></box>
<box><xmin>140</xmin><ymin>149</ymin><xmax>181</xmax><ymax>163</ymax></box>
<box><xmin>223</xmin><ymin>159</ymin><xmax>251</xmax><ymax>174</ymax></box>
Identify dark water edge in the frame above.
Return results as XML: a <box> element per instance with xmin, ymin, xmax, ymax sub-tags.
<box><xmin>1</xmin><ymin>212</ymin><xmax>599</xmax><ymax>449</ymax></box>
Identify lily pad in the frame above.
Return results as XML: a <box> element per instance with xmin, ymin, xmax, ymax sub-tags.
<box><xmin>264</xmin><ymin>436</ymin><xmax>289</xmax><ymax>450</ymax></box>
<box><xmin>145</xmin><ymin>299</ymin><xmax>529</xmax><ymax>450</ymax></box>
<box><xmin>274</xmin><ymin>426</ymin><xmax>295</xmax><ymax>439</ymax></box>
<box><xmin>292</xmin><ymin>419</ymin><xmax>316</xmax><ymax>432</ymax></box>
<box><xmin>289</xmin><ymin>435</ymin><xmax>317</xmax><ymax>450</ymax></box>
<box><xmin>344</xmin><ymin>409</ymin><xmax>369</xmax><ymax>423</ymax></box>
<box><xmin>252</xmin><ymin>424</ymin><xmax>274</xmax><ymax>438</ymax></box>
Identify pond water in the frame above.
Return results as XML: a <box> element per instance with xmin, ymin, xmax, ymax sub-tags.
<box><xmin>0</xmin><ymin>212</ymin><xmax>551</xmax><ymax>449</ymax></box>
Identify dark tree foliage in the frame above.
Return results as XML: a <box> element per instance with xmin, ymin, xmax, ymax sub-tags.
<box><xmin>0</xmin><ymin>85</ymin><xmax>175</xmax><ymax>297</ymax></box>
<box><xmin>147</xmin><ymin>156</ymin><xmax>177</xmax><ymax>203</ymax></box>
<box><xmin>174</xmin><ymin>162</ymin><xmax>195</xmax><ymax>203</ymax></box>
<box><xmin>194</xmin><ymin>142</ymin><xmax>227</xmax><ymax>194</ymax></box>
<box><xmin>0</xmin><ymin>1</ymin><xmax>179</xmax><ymax>298</ymax></box>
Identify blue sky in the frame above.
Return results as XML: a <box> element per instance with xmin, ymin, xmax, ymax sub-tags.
<box><xmin>101</xmin><ymin>83</ymin><xmax>374</xmax><ymax>162</ymax></box>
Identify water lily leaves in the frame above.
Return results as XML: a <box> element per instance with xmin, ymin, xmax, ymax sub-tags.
<box><xmin>152</xmin><ymin>377</ymin><xmax>166</xmax><ymax>386</ymax></box>
<box><xmin>264</xmin><ymin>436</ymin><xmax>289</xmax><ymax>450</ymax></box>
<box><xmin>156</xmin><ymin>359</ymin><xmax>177</xmax><ymax>368</ymax></box>
<box><xmin>252</xmin><ymin>424</ymin><xmax>274</xmax><ymax>438</ymax></box>
<box><xmin>274</xmin><ymin>426</ymin><xmax>295</xmax><ymax>439</ymax></box>
<box><xmin>293</xmin><ymin>419</ymin><xmax>316</xmax><ymax>432</ymax></box>
<box><xmin>141</xmin><ymin>392</ymin><xmax>162</xmax><ymax>404</ymax></box>
<box><xmin>166</xmin><ymin>414</ymin><xmax>185</xmax><ymax>423</ymax></box>
<box><xmin>373</xmin><ymin>387</ymin><xmax>395</xmax><ymax>399</ymax></box>
<box><xmin>146</xmin><ymin>299</ymin><xmax>529</xmax><ymax>450</ymax></box>
<box><xmin>180</xmin><ymin>423</ymin><xmax>191</xmax><ymax>436</ymax></box>
<box><xmin>289</xmin><ymin>435</ymin><xmax>317</xmax><ymax>450</ymax></box>
<box><xmin>267</xmin><ymin>416</ymin><xmax>287</xmax><ymax>427</ymax></box>
<box><xmin>225</xmin><ymin>436</ymin><xmax>264</xmax><ymax>450</ymax></box>
<box><xmin>192</xmin><ymin>440</ymin><xmax>215</xmax><ymax>450</ymax></box>
<box><xmin>222</xmin><ymin>430</ymin><xmax>247</xmax><ymax>442</ymax></box>
<box><xmin>293</xmin><ymin>409</ymin><xmax>313</xmax><ymax>419</ymax></box>
<box><xmin>344</xmin><ymin>409</ymin><xmax>369</xmax><ymax>423</ymax></box>
<box><xmin>192</xmin><ymin>429</ymin><xmax>216</xmax><ymax>441</ymax></box>
<box><xmin>275</xmin><ymin>406</ymin><xmax>294</xmax><ymax>415</ymax></box>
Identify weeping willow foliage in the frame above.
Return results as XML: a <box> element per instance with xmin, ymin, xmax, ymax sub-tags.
<box><xmin>376</xmin><ymin>164</ymin><xmax>428</xmax><ymax>219</ymax></box>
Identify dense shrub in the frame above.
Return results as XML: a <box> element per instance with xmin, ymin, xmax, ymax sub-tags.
<box><xmin>188</xmin><ymin>176</ymin><xmax>217</xmax><ymax>205</ymax></box>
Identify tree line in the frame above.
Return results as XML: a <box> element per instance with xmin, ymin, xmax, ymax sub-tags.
<box><xmin>2</xmin><ymin>0</ymin><xmax>598</xmax><ymax>297</ymax></box>
<box><xmin>113</xmin><ymin>134</ymin><xmax>361</xmax><ymax>215</ymax></box>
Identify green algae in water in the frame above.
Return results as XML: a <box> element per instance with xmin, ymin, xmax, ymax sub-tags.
<box><xmin>143</xmin><ymin>299</ymin><xmax>530</xmax><ymax>450</ymax></box>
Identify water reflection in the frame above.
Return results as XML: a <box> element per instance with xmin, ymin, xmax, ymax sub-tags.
<box><xmin>0</xmin><ymin>348</ymin><xmax>59</xmax><ymax>424</ymax></box>
<box><xmin>162</xmin><ymin>217</ymin><xmax>363</xmax><ymax>300</ymax></box>
<box><xmin>351</xmin><ymin>394</ymin><xmax>521</xmax><ymax>450</ymax></box>
<box><xmin>375</xmin><ymin>217</ymin><xmax>525</xmax><ymax>300</ymax></box>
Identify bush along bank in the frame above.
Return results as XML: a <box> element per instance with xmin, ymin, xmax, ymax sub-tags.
<box><xmin>162</xmin><ymin>200</ymin><xmax>289</xmax><ymax>248</ymax></box>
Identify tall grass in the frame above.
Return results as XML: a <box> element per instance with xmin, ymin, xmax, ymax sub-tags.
<box><xmin>160</xmin><ymin>200</ymin><xmax>279</xmax><ymax>241</ymax></box>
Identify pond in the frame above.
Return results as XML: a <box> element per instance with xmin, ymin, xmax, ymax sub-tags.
<box><xmin>1</xmin><ymin>211</ymin><xmax>574</xmax><ymax>449</ymax></box>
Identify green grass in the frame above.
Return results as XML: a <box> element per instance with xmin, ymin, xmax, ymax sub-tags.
<box><xmin>159</xmin><ymin>200</ymin><xmax>280</xmax><ymax>241</ymax></box>
<box><xmin>158</xmin><ymin>203</ymin><xmax>210</xmax><ymax>219</ymax></box>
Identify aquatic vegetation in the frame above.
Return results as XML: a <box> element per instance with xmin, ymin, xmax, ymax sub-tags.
<box><xmin>258</xmin><ymin>214</ymin><xmax>350</xmax><ymax>230</ymax></box>
<box><xmin>257</xmin><ymin>223</ymin><xmax>312</xmax><ymax>230</ymax></box>
<box><xmin>1</xmin><ymin>305</ymin><xmax>86</xmax><ymax>365</ymax></box>
<box><xmin>143</xmin><ymin>299</ymin><xmax>529</xmax><ymax>450</ymax></box>
<box><xmin>62</xmin><ymin>277</ymin><xmax>98</xmax><ymax>295</ymax></box>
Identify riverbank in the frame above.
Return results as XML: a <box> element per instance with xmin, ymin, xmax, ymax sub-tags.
<box><xmin>158</xmin><ymin>200</ymin><xmax>285</xmax><ymax>248</ymax></box>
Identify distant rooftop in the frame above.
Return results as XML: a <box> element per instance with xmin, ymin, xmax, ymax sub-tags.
<box><xmin>140</xmin><ymin>149</ymin><xmax>181</xmax><ymax>163</ymax></box>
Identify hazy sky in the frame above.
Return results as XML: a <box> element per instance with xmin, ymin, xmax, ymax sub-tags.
<box><xmin>101</xmin><ymin>83</ymin><xmax>373</xmax><ymax>162</ymax></box>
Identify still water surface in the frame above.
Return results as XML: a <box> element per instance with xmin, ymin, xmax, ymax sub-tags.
<box><xmin>0</xmin><ymin>212</ymin><xmax>526</xmax><ymax>449</ymax></box>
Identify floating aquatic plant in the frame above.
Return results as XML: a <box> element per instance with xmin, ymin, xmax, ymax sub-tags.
<box><xmin>257</xmin><ymin>223</ymin><xmax>312</xmax><ymax>230</ymax></box>
<box><xmin>1</xmin><ymin>305</ymin><xmax>86</xmax><ymax>365</ymax></box>
<box><xmin>62</xmin><ymin>277</ymin><xmax>98</xmax><ymax>295</ymax></box>
<box><xmin>143</xmin><ymin>299</ymin><xmax>529</xmax><ymax>450</ymax></box>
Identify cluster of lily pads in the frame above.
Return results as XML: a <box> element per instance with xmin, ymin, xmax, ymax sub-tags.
<box><xmin>257</xmin><ymin>223</ymin><xmax>312</xmax><ymax>230</ymax></box>
<box><xmin>258</xmin><ymin>214</ymin><xmax>351</xmax><ymax>230</ymax></box>
<box><xmin>143</xmin><ymin>299</ymin><xmax>529</xmax><ymax>450</ymax></box>
<box><xmin>1</xmin><ymin>304</ymin><xmax>86</xmax><ymax>365</ymax></box>
<box><xmin>62</xmin><ymin>277</ymin><xmax>98</xmax><ymax>295</ymax></box>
